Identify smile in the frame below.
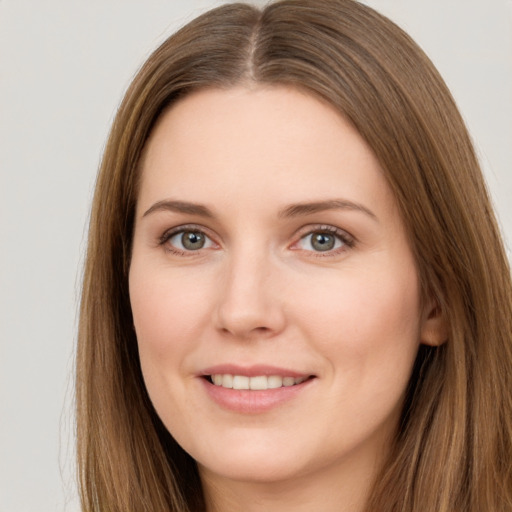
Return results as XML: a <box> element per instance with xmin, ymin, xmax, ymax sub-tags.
<box><xmin>199</xmin><ymin>367</ymin><xmax>316</xmax><ymax>413</ymax></box>
<box><xmin>209</xmin><ymin>374</ymin><xmax>309</xmax><ymax>390</ymax></box>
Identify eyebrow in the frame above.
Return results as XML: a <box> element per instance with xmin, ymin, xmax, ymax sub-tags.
<box><xmin>142</xmin><ymin>198</ymin><xmax>377</xmax><ymax>221</ymax></box>
<box><xmin>142</xmin><ymin>200</ymin><xmax>214</xmax><ymax>218</ymax></box>
<box><xmin>278</xmin><ymin>199</ymin><xmax>377</xmax><ymax>221</ymax></box>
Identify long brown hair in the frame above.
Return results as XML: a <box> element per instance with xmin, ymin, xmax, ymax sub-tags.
<box><xmin>77</xmin><ymin>1</ymin><xmax>512</xmax><ymax>510</ymax></box>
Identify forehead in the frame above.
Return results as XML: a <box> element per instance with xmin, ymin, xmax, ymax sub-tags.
<box><xmin>137</xmin><ymin>85</ymin><xmax>393</xmax><ymax>217</ymax></box>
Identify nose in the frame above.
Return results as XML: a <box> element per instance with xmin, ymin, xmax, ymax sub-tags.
<box><xmin>214</xmin><ymin>250</ymin><xmax>286</xmax><ymax>340</ymax></box>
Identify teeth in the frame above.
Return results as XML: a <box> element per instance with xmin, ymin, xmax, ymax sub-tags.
<box><xmin>267</xmin><ymin>375</ymin><xmax>283</xmax><ymax>389</ymax></box>
<box><xmin>210</xmin><ymin>374</ymin><xmax>308</xmax><ymax>390</ymax></box>
<box><xmin>222</xmin><ymin>374</ymin><xmax>233</xmax><ymax>388</ymax></box>
<box><xmin>282</xmin><ymin>377</ymin><xmax>295</xmax><ymax>387</ymax></box>
<box><xmin>232</xmin><ymin>375</ymin><xmax>249</xmax><ymax>390</ymax></box>
<box><xmin>249</xmin><ymin>375</ymin><xmax>267</xmax><ymax>390</ymax></box>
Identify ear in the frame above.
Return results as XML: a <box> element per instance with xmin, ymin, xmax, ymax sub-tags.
<box><xmin>420</xmin><ymin>299</ymin><xmax>448</xmax><ymax>347</ymax></box>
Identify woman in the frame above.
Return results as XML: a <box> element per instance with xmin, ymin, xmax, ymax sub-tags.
<box><xmin>76</xmin><ymin>0</ymin><xmax>512</xmax><ymax>510</ymax></box>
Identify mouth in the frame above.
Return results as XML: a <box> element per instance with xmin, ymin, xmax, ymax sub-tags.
<box><xmin>199</xmin><ymin>367</ymin><xmax>316</xmax><ymax>413</ymax></box>
<box><xmin>198</xmin><ymin>365</ymin><xmax>316</xmax><ymax>412</ymax></box>
<box><xmin>205</xmin><ymin>374</ymin><xmax>312</xmax><ymax>390</ymax></box>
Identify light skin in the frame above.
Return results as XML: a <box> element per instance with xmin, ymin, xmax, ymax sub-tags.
<box><xmin>129</xmin><ymin>86</ymin><xmax>446</xmax><ymax>512</ymax></box>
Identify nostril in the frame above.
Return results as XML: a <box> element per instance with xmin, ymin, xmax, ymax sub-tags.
<box><xmin>254</xmin><ymin>326</ymin><xmax>271</xmax><ymax>333</ymax></box>
<box><xmin>219</xmin><ymin>324</ymin><xmax>275</xmax><ymax>339</ymax></box>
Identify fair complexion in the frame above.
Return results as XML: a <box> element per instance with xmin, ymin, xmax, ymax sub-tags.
<box><xmin>129</xmin><ymin>86</ymin><xmax>445</xmax><ymax>512</ymax></box>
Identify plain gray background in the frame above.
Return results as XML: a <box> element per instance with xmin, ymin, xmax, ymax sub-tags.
<box><xmin>1</xmin><ymin>1</ymin><xmax>511</xmax><ymax>510</ymax></box>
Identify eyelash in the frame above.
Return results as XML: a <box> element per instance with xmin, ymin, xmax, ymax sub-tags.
<box><xmin>159</xmin><ymin>224</ymin><xmax>216</xmax><ymax>256</ymax></box>
<box><xmin>292</xmin><ymin>225</ymin><xmax>355</xmax><ymax>257</ymax></box>
<box><xmin>158</xmin><ymin>224</ymin><xmax>355</xmax><ymax>257</ymax></box>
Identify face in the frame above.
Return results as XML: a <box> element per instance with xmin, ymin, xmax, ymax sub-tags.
<box><xmin>129</xmin><ymin>86</ymin><xmax>434</xmax><ymax>491</ymax></box>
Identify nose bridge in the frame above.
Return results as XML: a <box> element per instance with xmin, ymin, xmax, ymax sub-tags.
<box><xmin>215</xmin><ymin>241</ymin><xmax>284</xmax><ymax>338</ymax></box>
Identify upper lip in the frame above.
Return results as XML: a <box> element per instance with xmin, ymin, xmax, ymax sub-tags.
<box><xmin>199</xmin><ymin>364</ymin><xmax>313</xmax><ymax>378</ymax></box>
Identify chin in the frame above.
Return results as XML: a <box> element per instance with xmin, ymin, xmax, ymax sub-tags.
<box><xmin>198</xmin><ymin>453</ymin><xmax>309</xmax><ymax>485</ymax></box>
<box><xmin>187</xmin><ymin>429</ymin><xmax>313</xmax><ymax>484</ymax></box>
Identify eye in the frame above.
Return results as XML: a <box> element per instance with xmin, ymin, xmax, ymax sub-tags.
<box><xmin>162</xmin><ymin>227</ymin><xmax>216</xmax><ymax>253</ymax></box>
<box><xmin>295</xmin><ymin>227</ymin><xmax>354</xmax><ymax>254</ymax></box>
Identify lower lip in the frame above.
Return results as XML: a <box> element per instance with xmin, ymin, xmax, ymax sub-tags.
<box><xmin>200</xmin><ymin>378</ymin><xmax>314</xmax><ymax>414</ymax></box>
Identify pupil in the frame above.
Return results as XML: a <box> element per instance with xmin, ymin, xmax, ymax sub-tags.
<box><xmin>182</xmin><ymin>232</ymin><xmax>205</xmax><ymax>250</ymax></box>
<box><xmin>312</xmin><ymin>233</ymin><xmax>334</xmax><ymax>251</ymax></box>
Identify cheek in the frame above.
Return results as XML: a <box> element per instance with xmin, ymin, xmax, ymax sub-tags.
<box><xmin>128</xmin><ymin>263</ymin><xmax>216</xmax><ymax>430</ymax></box>
<box><xmin>295</xmin><ymin>262</ymin><xmax>422</xmax><ymax>394</ymax></box>
<box><xmin>129</xmin><ymin>264</ymin><xmax>212</xmax><ymax>366</ymax></box>
<box><xmin>301</xmin><ymin>269</ymin><xmax>419</xmax><ymax>340</ymax></box>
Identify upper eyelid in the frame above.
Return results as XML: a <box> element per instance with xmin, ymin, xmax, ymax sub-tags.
<box><xmin>160</xmin><ymin>223</ymin><xmax>216</xmax><ymax>242</ymax></box>
<box><xmin>292</xmin><ymin>224</ymin><xmax>355</xmax><ymax>242</ymax></box>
